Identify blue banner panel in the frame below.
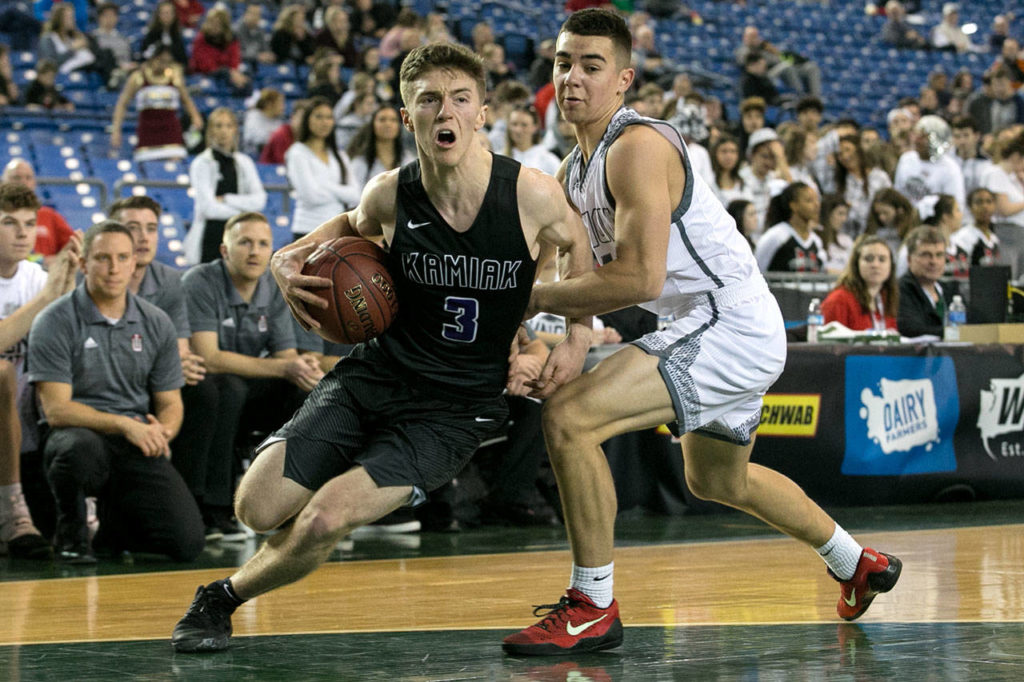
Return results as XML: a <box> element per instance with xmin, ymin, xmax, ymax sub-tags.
<box><xmin>843</xmin><ymin>356</ymin><xmax>959</xmax><ymax>476</ymax></box>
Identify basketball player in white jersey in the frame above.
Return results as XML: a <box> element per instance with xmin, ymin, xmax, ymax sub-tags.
<box><xmin>502</xmin><ymin>9</ymin><xmax>902</xmax><ymax>656</ymax></box>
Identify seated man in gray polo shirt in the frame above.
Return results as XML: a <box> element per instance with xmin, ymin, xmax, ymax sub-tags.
<box><xmin>108</xmin><ymin>197</ymin><xmax>234</xmax><ymax>542</ymax></box>
<box><xmin>28</xmin><ymin>221</ymin><xmax>204</xmax><ymax>563</ymax></box>
<box><xmin>182</xmin><ymin>212</ymin><xmax>323</xmax><ymax>535</ymax></box>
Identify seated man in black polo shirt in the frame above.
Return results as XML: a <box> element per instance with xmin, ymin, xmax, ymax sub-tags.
<box><xmin>897</xmin><ymin>225</ymin><xmax>950</xmax><ymax>339</ymax></box>
<box><xmin>182</xmin><ymin>212</ymin><xmax>323</xmax><ymax>537</ymax></box>
<box><xmin>28</xmin><ymin>221</ymin><xmax>204</xmax><ymax>563</ymax></box>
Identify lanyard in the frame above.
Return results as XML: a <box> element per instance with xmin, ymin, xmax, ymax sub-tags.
<box><xmin>872</xmin><ymin>293</ymin><xmax>886</xmax><ymax>331</ymax></box>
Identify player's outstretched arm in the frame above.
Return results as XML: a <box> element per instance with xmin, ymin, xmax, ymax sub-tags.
<box><xmin>522</xmin><ymin>170</ymin><xmax>594</xmax><ymax>398</ymax></box>
<box><xmin>531</xmin><ymin>125</ymin><xmax>674</xmax><ymax>318</ymax></box>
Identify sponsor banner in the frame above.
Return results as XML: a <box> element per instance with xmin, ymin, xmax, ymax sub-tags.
<box><xmin>757</xmin><ymin>394</ymin><xmax>821</xmax><ymax>437</ymax></box>
<box><xmin>976</xmin><ymin>372</ymin><xmax>1024</xmax><ymax>462</ymax></box>
<box><xmin>843</xmin><ymin>356</ymin><xmax>959</xmax><ymax>476</ymax></box>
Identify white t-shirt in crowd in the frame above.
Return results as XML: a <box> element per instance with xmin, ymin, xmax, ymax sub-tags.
<box><xmin>984</xmin><ymin>165</ymin><xmax>1024</xmax><ymax>228</ymax></box>
<box><xmin>1</xmin><ymin>260</ymin><xmax>48</xmax><ymax>451</ymax></box>
<box><xmin>894</xmin><ymin>151</ymin><xmax>966</xmax><ymax>217</ymax></box>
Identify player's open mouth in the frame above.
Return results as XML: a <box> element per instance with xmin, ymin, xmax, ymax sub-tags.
<box><xmin>436</xmin><ymin>129</ymin><xmax>456</xmax><ymax>147</ymax></box>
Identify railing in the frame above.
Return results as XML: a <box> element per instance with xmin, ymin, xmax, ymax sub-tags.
<box><xmin>112</xmin><ymin>178</ymin><xmax>292</xmax><ymax>216</ymax></box>
<box><xmin>37</xmin><ymin>177</ymin><xmax>108</xmax><ymax>213</ymax></box>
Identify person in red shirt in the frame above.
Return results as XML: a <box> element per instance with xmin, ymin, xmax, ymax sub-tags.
<box><xmin>173</xmin><ymin>0</ymin><xmax>204</xmax><ymax>28</ymax></box>
<box><xmin>259</xmin><ymin>99</ymin><xmax>310</xmax><ymax>165</ymax></box>
<box><xmin>822</xmin><ymin>234</ymin><xmax>899</xmax><ymax>331</ymax></box>
<box><xmin>189</xmin><ymin>7</ymin><xmax>249</xmax><ymax>90</ymax></box>
<box><xmin>1</xmin><ymin>160</ymin><xmax>74</xmax><ymax>259</ymax></box>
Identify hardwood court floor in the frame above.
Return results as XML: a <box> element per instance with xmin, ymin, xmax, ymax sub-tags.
<box><xmin>2</xmin><ymin>502</ymin><xmax>1024</xmax><ymax>680</ymax></box>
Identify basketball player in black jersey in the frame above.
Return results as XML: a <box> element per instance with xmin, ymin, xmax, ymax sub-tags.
<box><xmin>171</xmin><ymin>42</ymin><xmax>593</xmax><ymax>653</ymax></box>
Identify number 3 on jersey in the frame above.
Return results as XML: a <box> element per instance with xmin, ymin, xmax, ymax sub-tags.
<box><xmin>442</xmin><ymin>296</ymin><xmax>479</xmax><ymax>343</ymax></box>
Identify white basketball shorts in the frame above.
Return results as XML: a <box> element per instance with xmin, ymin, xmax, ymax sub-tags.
<box><xmin>633</xmin><ymin>277</ymin><xmax>787</xmax><ymax>445</ymax></box>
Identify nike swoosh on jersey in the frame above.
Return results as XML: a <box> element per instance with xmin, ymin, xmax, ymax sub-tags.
<box><xmin>407</xmin><ymin>220</ymin><xmax>431</xmax><ymax>229</ymax></box>
<box><xmin>474</xmin><ymin>417</ymin><xmax>495</xmax><ymax>422</ymax></box>
<box><xmin>566</xmin><ymin>614</ymin><xmax>608</xmax><ymax>637</ymax></box>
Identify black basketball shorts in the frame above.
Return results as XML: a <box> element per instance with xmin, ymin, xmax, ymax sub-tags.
<box><xmin>265</xmin><ymin>343</ymin><xmax>508</xmax><ymax>500</ymax></box>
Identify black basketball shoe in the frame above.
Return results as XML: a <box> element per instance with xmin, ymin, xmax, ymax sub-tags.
<box><xmin>171</xmin><ymin>581</ymin><xmax>238</xmax><ymax>653</ymax></box>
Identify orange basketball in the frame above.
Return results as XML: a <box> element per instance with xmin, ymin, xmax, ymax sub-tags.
<box><xmin>300</xmin><ymin>237</ymin><xmax>399</xmax><ymax>344</ymax></box>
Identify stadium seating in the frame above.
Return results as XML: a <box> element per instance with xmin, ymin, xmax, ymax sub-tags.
<box><xmin>1</xmin><ymin>0</ymin><xmax>1018</xmax><ymax>268</ymax></box>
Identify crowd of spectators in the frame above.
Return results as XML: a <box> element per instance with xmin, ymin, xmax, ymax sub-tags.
<box><xmin>2</xmin><ymin>0</ymin><xmax>1024</xmax><ymax>563</ymax></box>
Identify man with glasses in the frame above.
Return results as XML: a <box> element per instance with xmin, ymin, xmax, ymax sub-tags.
<box><xmin>897</xmin><ymin>225</ymin><xmax>951</xmax><ymax>338</ymax></box>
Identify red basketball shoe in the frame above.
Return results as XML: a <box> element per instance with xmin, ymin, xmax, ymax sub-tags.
<box><xmin>502</xmin><ymin>588</ymin><xmax>623</xmax><ymax>656</ymax></box>
<box><xmin>829</xmin><ymin>548</ymin><xmax>902</xmax><ymax>621</ymax></box>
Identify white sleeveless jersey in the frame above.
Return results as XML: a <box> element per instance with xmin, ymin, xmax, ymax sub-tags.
<box><xmin>565</xmin><ymin>108</ymin><xmax>760</xmax><ymax>316</ymax></box>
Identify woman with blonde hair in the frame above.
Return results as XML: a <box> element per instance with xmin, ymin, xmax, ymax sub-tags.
<box><xmin>821</xmin><ymin>234</ymin><xmax>899</xmax><ymax>331</ymax></box>
<box><xmin>189</xmin><ymin>7</ymin><xmax>250</xmax><ymax>90</ymax></box>
<box><xmin>38</xmin><ymin>3</ymin><xmax>95</xmax><ymax>75</ymax></box>
<box><xmin>271</xmin><ymin>4</ymin><xmax>316</xmax><ymax>66</ymax></box>
<box><xmin>186</xmin><ymin>108</ymin><xmax>268</xmax><ymax>264</ymax></box>
<box><xmin>315</xmin><ymin>6</ymin><xmax>360</xmax><ymax>66</ymax></box>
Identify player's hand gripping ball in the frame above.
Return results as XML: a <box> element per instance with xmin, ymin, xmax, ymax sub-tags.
<box><xmin>300</xmin><ymin>237</ymin><xmax>398</xmax><ymax>344</ymax></box>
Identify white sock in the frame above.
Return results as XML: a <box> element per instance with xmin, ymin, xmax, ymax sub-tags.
<box><xmin>816</xmin><ymin>524</ymin><xmax>863</xmax><ymax>581</ymax></box>
<box><xmin>570</xmin><ymin>562</ymin><xmax>614</xmax><ymax>609</ymax></box>
<box><xmin>0</xmin><ymin>483</ymin><xmax>26</xmax><ymax>513</ymax></box>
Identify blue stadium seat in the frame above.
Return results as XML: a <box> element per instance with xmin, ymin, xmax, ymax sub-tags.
<box><xmin>270</xmin><ymin>214</ymin><xmax>292</xmax><ymax>252</ymax></box>
<box><xmin>155</xmin><ymin>212</ymin><xmax>189</xmax><ymax>269</ymax></box>
<box><xmin>56</xmin><ymin>206</ymin><xmax>106</xmax><ymax>232</ymax></box>
<box><xmin>88</xmin><ymin>157</ymin><xmax>138</xmax><ymax>197</ymax></box>
<box><xmin>139</xmin><ymin>159</ymin><xmax>189</xmax><ymax>183</ymax></box>
<box><xmin>502</xmin><ymin>33</ymin><xmax>533</xmax><ymax>72</ymax></box>
<box><xmin>256</xmin><ymin>163</ymin><xmax>287</xmax><ymax>186</ymax></box>
<box><xmin>155</xmin><ymin>187</ymin><xmax>195</xmax><ymax>221</ymax></box>
<box><xmin>33</xmin><ymin>145</ymin><xmax>87</xmax><ymax>178</ymax></box>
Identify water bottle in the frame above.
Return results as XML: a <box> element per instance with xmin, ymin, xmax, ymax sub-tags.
<box><xmin>945</xmin><ymin>295</ymin><xmax>966</xmax><ymax>341</ymax></box>
<box><xmin>806</xmin><ymin>297</ymin><xmax>823</xmax><ymax>343</ymax></box>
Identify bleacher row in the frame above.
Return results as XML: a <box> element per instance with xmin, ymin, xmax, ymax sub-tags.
<box><xmin>0</xmin><ymin>0</ymin><xmax>1019</xmax><ymax>269</ymax></box>
<box><xmin>442</xmin><ymin>0</ymin><xmax>1017</xmax><ymax>128</ymax></box>
<box><xmin>0</xmin><ymin>124</ymin><xmax>291</xmax><ymax>267</ymax></box>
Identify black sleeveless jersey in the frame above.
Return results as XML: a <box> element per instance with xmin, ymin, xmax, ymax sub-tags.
<box><xmin>376</xmin><ymin>154</ymin><xmax>537</xmax><ymax>399</ymax></box>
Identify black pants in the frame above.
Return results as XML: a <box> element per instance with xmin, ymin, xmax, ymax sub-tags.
<box><xmin>44</xmin><ymin>427</ymin><xmax>205</xmax><ymax>561</ymax></box>
<box><xmin>171</xmin><ymin>375</ymin><xmax>246</xmax><ymax>509</ymax></box>
<box><xmin>171</xmin><ymin>375</ymin><xmax>305</xmax><ymax>508</ymax></box>
<box><xmin>484</xmin><ymin>396</ymin><xmax>546</xmax><ymax>504</ymax></box>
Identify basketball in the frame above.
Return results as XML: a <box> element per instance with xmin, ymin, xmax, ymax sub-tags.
<box><xmin>300</xmin><ymin>237</ymin><xmax>399</xmax><ymax>344</ymax></box>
